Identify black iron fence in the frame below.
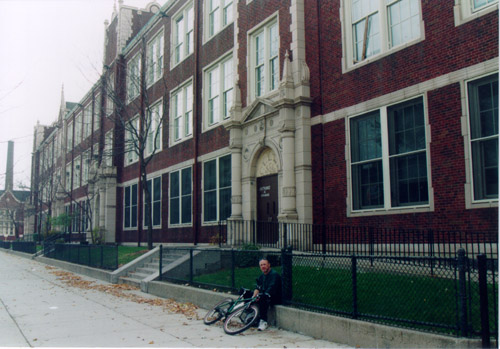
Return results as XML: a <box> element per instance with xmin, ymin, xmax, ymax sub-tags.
<box><xmin>11</xmin><ymin>241</ymin><xmax>37</xmax><ymax>254</ymax></box>
<box><xmin>0</xmin><ymin>241</ymin><xmax>11</xmax><ymax>249</ymax></box>
<box><xmin>159</xmin><ymin>246</ymin><xmax>497</xmax><ymax>342</ymax></box>
<box><xmin>43</xmin><ymin>243</ymin><xmax>118</xmax><ymax>270</ymax></box>
<box><xmin>217</xmin><ymin>220</ymin><xmax>498</xmax><ymax>260</ymax></box>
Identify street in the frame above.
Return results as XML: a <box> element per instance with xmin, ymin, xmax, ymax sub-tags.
<box><xmin>0</xmin><ymin>251</ymin><xmax>351</xmax><ymax>347</ymax></box>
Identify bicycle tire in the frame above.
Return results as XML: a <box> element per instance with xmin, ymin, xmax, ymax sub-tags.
<box><xmin>203</xmin><ymin>298</ymin><xmax>234</xmax><ymax>325</ymax></box>
<box><xmin>223</xmin><ymin>304</ymin><xmax>259</xmax><ymax>335</ymax></box>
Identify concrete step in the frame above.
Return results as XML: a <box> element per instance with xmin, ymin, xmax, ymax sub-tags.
<box><xmin>136</xmin><ymin>267</ymin><xmax>157</xmax><ymax>274</ymax></box>
<box><xmin>127</xmin><ymin>271</ymin><xmax>150</xmax><ymax>280</ymax></box>
<box><xmin>119</xmin><ymin>276</ymin><xmax>141</xmax><ymax>288</ymax></box>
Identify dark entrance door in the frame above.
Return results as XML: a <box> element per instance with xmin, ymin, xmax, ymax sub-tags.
<box><xmin>257</xmin><ymin>174</ymin><xmax>279</xmax><ymax>245</ymax></box>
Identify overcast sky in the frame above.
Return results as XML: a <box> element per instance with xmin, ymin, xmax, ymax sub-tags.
<box><xmin>0</xmin><ymin>0</ymin><xmax>158</xmax><ymax>190</ymax></box>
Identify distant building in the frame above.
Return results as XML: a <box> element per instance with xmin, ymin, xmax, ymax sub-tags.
<box><xmin>0</xmin><ymin>141</ymin><xmax>30</xmax><ymax>241</ymax></box>
<box><xmin>29</xmin><ymin>0</ymin><xmax>498</xmax><ymax>246</ymax></box>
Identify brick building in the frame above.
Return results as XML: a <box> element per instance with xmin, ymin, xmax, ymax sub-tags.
<box><xmin>30</xmin><ymin>0</ymin><xmax>498</xmax><ymax>246</ymax></box>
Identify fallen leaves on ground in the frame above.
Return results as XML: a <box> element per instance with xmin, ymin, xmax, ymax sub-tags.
<box><xmin>48</xmin><ymin>270</ymin><xmax>199</xmax><ymax>319</ymax></box>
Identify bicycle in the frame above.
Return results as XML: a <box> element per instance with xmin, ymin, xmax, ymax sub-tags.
<box><xmin>203</xmin><ymin>288</ymin><xmax>262</xmax><ymax>335</ymax></box>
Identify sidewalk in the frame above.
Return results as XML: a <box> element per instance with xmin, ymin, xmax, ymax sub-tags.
<box><xmin>0</xmin><ymin>251</ymin><xmax>351</xmax><ymax>347</ymax></box>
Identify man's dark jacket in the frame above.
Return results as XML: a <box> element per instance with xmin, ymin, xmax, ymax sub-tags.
<box><xmin>256</xmin><ymin>269</ymin><xmax>282</xmax><ymax>305</ymax></box>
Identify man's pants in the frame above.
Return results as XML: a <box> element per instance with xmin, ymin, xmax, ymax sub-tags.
<box><xmin>258</xmin><ymin>295</ymin><xmax>272</xmax><ymax>322</ymax></box>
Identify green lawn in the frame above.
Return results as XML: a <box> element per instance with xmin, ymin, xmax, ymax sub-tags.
<box><xmin>118</xmin><ymin>246</ymin><xmax>149</xmax><ymax>266</ymax></box>
<box><xmin>194</xmin><ymin>265</ymin><xmax>497</xmax><ymax>336</ymax></box>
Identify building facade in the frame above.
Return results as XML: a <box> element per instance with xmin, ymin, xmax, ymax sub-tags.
<box><xmin>30</xmin><ymin>0</ymin><xmax>498</xmax><ymax>245</ymax></box>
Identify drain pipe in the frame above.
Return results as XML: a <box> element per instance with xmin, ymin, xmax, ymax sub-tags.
<box><xmin>192</xmin><ymin>0</ymin><xmax>201</xmax><ymax>245</ymax></box>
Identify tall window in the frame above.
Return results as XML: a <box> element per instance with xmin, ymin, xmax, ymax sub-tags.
<box><xmin>171</xmin><ymin>82</ymin><xmax>193</xmax><ymax>142</ymax></box>
<box><xmin>125</xmin><ymin>118</ymin><xmax>139</xmax><ymax>165</ymax></box>
<box><xmin>147</xmin><ymin>31</ymin><xmax>164</xmax><ymax>86</ymax></box>
<box><xmin>104</xmin><ymin>131</ymin><xmax>113</xmax><ymax>167</ymax></box>
<box><xmin>468</xmin><ymin>74</ymin><xmax>498</xmax><ymax>201</ymax></box>
<box><xmin>173</xmin><ymin>4</ymin><xmax>194</xmax><ymax>66</ymax></box>
<box><xmin>473</xmin><ymin>0</ymin><xmax>497</xmax><ymax>11</ymax></box>
<box><xmin>207</xmin><ymin>0</ymin><xmax>233</xmax><ymax>38</ymax></box>
<box><xmin>127</xmin><ymin>53</ymin><xmax>141</xmax><ymax>102</ymax></box>
<box><xmin>67</xmin><ymin>121</ymin><xmax>73</xmax><ymax>151</ymax></box>
<box><xmin>146</xmin><ymin>100</ymin><xmax>162</xmax><ymax>155</ymax></box>
<box><xmin>170</xmin><ymin>167</ymin><xmax>192</xmax><ymax>225</ymax></box>
<box><xmin>124</xmin><ymin>183</ymin><xmax>138</xmax><ymax>229</ymax></box>
<box><xmin>203</xmin><ymin>155</ymin><xmax>231</xmax><ymax>222</ymax></box>
<box><xmin>347</xmin><ymin>0</ymin><xmax>422</xmax><ymax>64</ymax></box>
<box><xmin>75</xmin><ymin>113</ymin><xmax>82</xmax><ymax>145</ymax></box>
<box><xmin>83</xmin><ymin>104</ymin><xmax>91</xmax><ymax>140</ymax></box>
<box><xmin>144</xmin><ymin>177</ymin><xmax>162</xmax><ymax>227</ymax></box>
<box><xmin>251</xmin><ymin>20</ymin><xmax>279</xmax><ymax>99</ymax></box>
<box><xmin>106</xmin><ymin>73</ymin><xmax>115</xmax><ymax>116</ymax></box>
<box><xmin>65</xmin><ymin>163</ymin><xmax>72</xmax><ymax>189</ymax></box>
<box><xmin>206</xmin><ymin>57</ymin><xmax>233</xmax><ymax>126</ymax></box>
<box><xmin>82</xmin><ymin>150</ymin><xmax>90</xmax><ymax>185</ymax></box>
<box><xmin>350</xmin><ymin>97</ymin><xmax>429</xmax><ymax>211</ymax></box>
<box><xmin>73</xmin><ymin>157</ymin><xmax>81</xmax><ymax>189</ymax></box>
<box><xmin>93</xmin><ymin>94</ymin><xmax>101</xmax><ymax>132</ymax></box>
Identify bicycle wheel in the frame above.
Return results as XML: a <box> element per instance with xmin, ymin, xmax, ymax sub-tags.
<box><xmin>223</xmin><ymin>304</ymin><xmax>259</xmax><ymax>335</ymax></box>
<box><xmin>203</xmin><ymin>298</ymin><xmax>234</xmax><ymax>325</ymax></box>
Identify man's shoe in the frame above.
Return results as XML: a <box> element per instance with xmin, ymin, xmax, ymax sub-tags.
<box><xmin>258</xmin><ymin>320</ymin><xmax>268</xmax><ymax>331</ymax></box>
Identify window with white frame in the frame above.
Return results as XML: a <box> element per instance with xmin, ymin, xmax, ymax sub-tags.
<box><xmin>146</xmin><ymin>100</ymin><xmax>163</xmax><ymax>155</ymax></box>
<box><xmin>171</xmin><ymin>82</ymin><xmax>193</xmax><ymax>142</ymax></box>
<box><xmin>106</xmin><ymin>73</ymin><xmax>115</xmax><ymax>116</ymax></box>
<box><xmin>82</xmin><ymin>150</ymin><xmax>90</xmax><ymax>185</ymax></box>
<box><xmin>250</xmin><ymin>19</ymin><xmax>279</xmax><ymax>100</ymax></box>
<box><xmin>203</xmin><ymin>155</ymin><xmax>231</xmax><ymax>222</ymax></box>
<box><xmin>172</xmin><ymin>3</ymin><xmax>194</xmax><ymax>66</ymax></box>
<box><xmin>467</xmin><ymin>74</ymin><xmax>498</xmax><ymax>201</ymax></box>
<box><xmin>144</xmin><ymin>176</ymin><xmax>162</xmax><ymax>228</ymax></box>
<box><xmin>67</xmin><ymin>121</ymin><xmax>73</xmax><ymax>151</ymax></box>
<box><xmin>349</xmin><ymin>97</ymin><xmax>429</xmax><ymax>211</ymax></box>
<box><xmin>104</xmin><ymin>130</ymin><xmax>113</xmax><ymax>167</ymax></box>
<box><xmin>73</xmin><ymin>156</ymin><xmax>81</xmax><ymax>189</ymax></box>
<box><xmin>83</xmin><ymin>104</ymin><xmax>91</xmax><ymax>140</ymax></box>
<box><xmin>65</xmin><ymin>163</ymin><xmax>72</xmax><ymax>190</ymax></box>
<box><xmin>147</xmin><ymin>31</ymin><xmax>164</xmax><ymax>86</ymax></box>
<box><xmin>125</xmin><ymin>118</ymin><xmax>139</xmax><ymax>165</ymax></box>
<box><xmin>170</xmin><ymin>167</ymin><xmax>192</xmax><ymax>225</ymax></box>
<box><xmin>207</xmin><ymin>0</ymin><xmax>233</xmax><ymax>39</ymax></box>
<box><xmin>75</xmin><ymin>113</ymin><xmax>82</xmax><ymax>145</ymax></box>
<box><xmin>94</xmin><ymin>94</ymin><xmax>101</xmax><ymax>132</ymax></box>
<box><xmin>206</xmin><ymin>56</ymin><xmax>233</xmax><ymax>127</ymax></box>
<box><xmin>124</xmin><ymin>183</ymin><xmax>138</xmax><ymax>229</ymax></box>
<box><xmin>127</xmin><ymin>53</ymin><xmax>141</xmax><ymax>102</ymax></box>
<box><xmin>455</xmin><ymin>0</ymin><xmax>498</xmax><ymax>25</ymax></box>
<box><xmin>345</xmin><ymin>0</ymin><xmax>422</xmax><ymax>66</ymax></box>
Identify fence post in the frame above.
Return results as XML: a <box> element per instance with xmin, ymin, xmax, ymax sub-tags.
<box><xmin>352</xmin><ymin>254</ymin><xmax>358</xmax><ymax>319</ymax></box>
<box><xmin>477</xmin><ymin>254</ymin><xmax>491</xmax><ymax>348</ymax></box>
<box><xmin>159</xmin><ymin>245</ymin><xmax>163</xmax><ymax>281</ymax></box>
<box><xmin>100</xmin><ymin>245</ymin><xmax>104</xmax><ymax>268</ymax></box>
<box><xmin>231</xmin><ymin>249</ymin><xmax>235</xmax><ymax>290</ymax></box>
<box><xmin>428</xmin><ymin>229</ymin><xmax>435</xmax><ymax>275</ymax></box>
<box><xmin>457</xmin><ymin>248</ymin><xmax>468</xmax><ymax>337</ymax></box>
<box><xmin>189</xmin><ymin>249</ymin><xmax>193</xmax><ymax>283</ymax></box>
<box><xmin>115</xmin><ymin>244</ymin><xmax>119</xmax><ymax>270</ymax></box>
<box><xmin>369</xmin><ymin>227</ymin><xmax>374</xmax><ymax>266</ymax></box>
<box><xmin>322</xmin><ymin>224</ymin><xmax>326</xmax><ymax>255</ymax></box>
<box><xmin>281</xmin><ymin>246</ymin><xmax>293</xmax><ymax>304</ymax></box>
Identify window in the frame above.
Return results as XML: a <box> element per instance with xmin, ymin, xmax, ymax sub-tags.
<box><xmin>67</xmin><ymin>121</ymin><xmax>73</xmax><ymax>151</ymax></box>
<box><xmin>82</xmin><ymin>150</ymin><xmax>90</xmax><ymax>185</ymax></box>
<box><xmin>65</xmin><ymin>163</ymin><xmax>72</xmax><ymax>190</ymax></box>
<box><xmin>250</xmin><ymin>19</ymin><xmax>279</xmax><ymax>100</ymax></box>
<box><xmin>144</xmin><ymin>176</ymin><xmax>162</xmax><ymax>228</ymax></box>
<box><xmin>207</xmin><ymin>0</ymin><xmax>233</xmax><ymax>39</ymax></box>
<box><xmin>75</xmin><ymin>113</ymin><xmax>82</xmax><ymax>145</ymax></box>
<box><xmin>125</xmin><ymin>118</ymin><xmax>139</xmax><ymax>165</ymax></box>
<box><xmin>468</xmin><ymin>74</ymin><xmax>498</xmax><ymax>201</ymax></box>
<box><xmin>146</xmin><ymin>100</ymin><xmax>163</xmax><ymax>156</ymax></box>
<box><xmin>104</xmin><ymin>131</ymin><xmax>113</xmax><ymax>167</ymax></box>
<box><xmin>455</xmin><ymin>0</ymin><xmax>498</xmax><ymax>25</ymax></box>
<box><xmin>124</xmin><ymin>183</ymin><xmax>138</xmax><ymax>229</ymax></box>
<box><xmin>203</xmin><ymin>155</ymin><xmax>231</xmax><ymax>222</ymax></box>
<box><xmin>106</xmin><ymin>73</ymin><xmax>115</xmax><ymax>116</ymax></box>
<box><xmin>73</xmin><ymin>157</ymin><xmax>81</xmax><ymax>189</ymax></box>
<box><xmin>172</xmin><ymin>4</ymin><xmax>194</xmax><ymax>66</ymax></box>
<box><xmin>147</xmin><ymin>31</ymin><xmax>164</xmax><ymax>86</ymax></box>
<box><xmin>83</xmin><ymin>105</ymin><xmax>91</xmax><ymax>140</ymax></box>
<box><xmin>345</xmin><ymin>0</ymin><xmax>422</xmax><ymax>66</ymax></box>
<box><xmin>170</xmin><ymin>167</ymin><xmax>192</xmax><ymax>225</ymax></box>
<box><xmin>350</xmin><ymin>97</ymin><xmax>429</xmax><ymax>211</ymax></box>
<box><xmin>127</xmin><ymin>53</ymin><xmax>141</xmax><ymax>102</ymax></box>
<box><xmin>94</xmin><ymin>94</ymin><xmax>101</xmax><ymax>132</ymax></box>
<box><xmin>171</xmin><ymin>82</ymin><xmax>193</xmax><ymax>142</ymax></box>
<box><xmin>206</xmin><ymin>56</ymin><xmax>233</xmax><ymax>127</ymax></box>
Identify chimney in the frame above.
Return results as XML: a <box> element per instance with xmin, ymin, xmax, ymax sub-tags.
<box><xmin>5</xmin><ymin>140</ymin><xmax>13</xmax><ymax>191</ymax></box>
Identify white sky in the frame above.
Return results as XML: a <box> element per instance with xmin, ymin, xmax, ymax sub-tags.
<box><xmin>0</xmin><ymin>0</ymin><xmax>158</xmax><ymax>190</ymax></box>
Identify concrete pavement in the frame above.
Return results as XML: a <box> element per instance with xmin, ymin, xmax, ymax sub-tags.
<box><xmin>0</xmin><ymin>251</ymin><xmax>351</xmax><ymax>347</ymax></box>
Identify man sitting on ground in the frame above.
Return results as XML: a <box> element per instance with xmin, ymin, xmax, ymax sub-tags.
<box><xmin>253</xmin><ymin>258</ymin><xmax>282</xmax><ymax>331</ymax></box>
